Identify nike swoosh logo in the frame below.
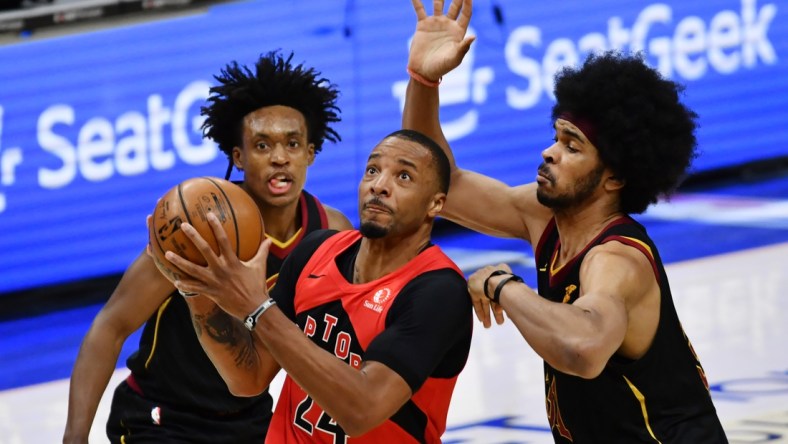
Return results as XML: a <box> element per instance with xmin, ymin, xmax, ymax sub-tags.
<box><xmin>307</xmin><ymin>274</ymin><xmax>326</xmax><ymax>279</ymax></box>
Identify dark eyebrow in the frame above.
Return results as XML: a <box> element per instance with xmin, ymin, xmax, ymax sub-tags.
<box><xmin>252</xmin><ymin>130</ymin><xmax>304</xmax><ymax>139</ymax></box>
<box><xmin>554</xmin><ymin>123</ymin><xmax>588</xmax><ymax>144</ymax></box>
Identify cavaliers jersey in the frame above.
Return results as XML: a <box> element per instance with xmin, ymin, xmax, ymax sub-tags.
<box><xmin>124</xmin><ymin>190</ymin><xmax>329</xmax><ymax>417</ymax></box>
<box><xmin>266</xmin><ymin>230</ymin><xmax>473</xmax><ymax>443</ymax></box>
<box><xmin>534</xmin><ymin>216</ymin><xmax>727</xmax><ymax>443</ymax></box>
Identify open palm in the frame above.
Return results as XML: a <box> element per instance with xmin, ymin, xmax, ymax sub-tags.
<box><xmin>408</xmin><ymin>0</ymin><xmax>475</xmax><ymax>82</ymax></box>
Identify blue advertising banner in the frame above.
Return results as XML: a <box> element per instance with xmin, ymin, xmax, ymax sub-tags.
<box><xmin>0</xmin><ymin>0</ymin><xmax>785</xmax><ymax>294</ymax></box>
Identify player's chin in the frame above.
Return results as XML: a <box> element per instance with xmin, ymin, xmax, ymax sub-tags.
<box><xmin>359</xmin><ymin>221</ymin><xmax>389</xmax><ymax>239</ymax></box>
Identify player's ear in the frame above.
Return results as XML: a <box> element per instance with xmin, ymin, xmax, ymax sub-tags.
<box><xmin>427</xmin><ymin>192</ymin><xmax>446</xmax><ymax>218</ymax></box>
<box><xmin>232</xmin><ymin>147</ymin><xmax>244</xmax><ymax>171</ymax></box>
<box><xmin>605</xmin><ymin>174</ymin><xmax>625</xmax><ymax>191</ymax></box>
<box><xmin>307</xmin><ymin>143</ymin><xmax>316</xmax><ymax>166</ymax></box>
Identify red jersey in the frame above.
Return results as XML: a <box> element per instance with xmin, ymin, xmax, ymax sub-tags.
<box><xmin>267</xmin><ymin>230</ymin><xmax>472</xmax><ymax>443</ymax></box>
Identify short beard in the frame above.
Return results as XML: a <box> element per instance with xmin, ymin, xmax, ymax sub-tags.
<box><xmin>359</xmin><ymin>222</ymin><xmax>389</xmax><ymax>239</ymax></box>
<box><xmin>537</xmin><ymin>164</ymin><xmax>605</xmax><ymax>210</ymax></box>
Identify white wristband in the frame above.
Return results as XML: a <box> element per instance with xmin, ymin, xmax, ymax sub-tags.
<box><xmin>243</xmin><ymin>299</ymin><xmax>277</xmax><ymax>331</ymax></box>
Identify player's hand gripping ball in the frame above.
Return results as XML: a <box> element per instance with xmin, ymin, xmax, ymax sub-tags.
<box><xmin>148</xmin><ymin>177</ymin><xmax>264</xmax><ymax>283</ymax></box>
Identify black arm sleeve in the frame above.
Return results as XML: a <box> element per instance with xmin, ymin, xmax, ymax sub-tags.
<box><xmin>362</xmin><ymin>269</ymin><xmax>473</xmax><ymax>392</ymax></box>
<box><xmin>269</xmin><ymin>229</ymin><xmax>337</xmax><ymax>321</ymax></box>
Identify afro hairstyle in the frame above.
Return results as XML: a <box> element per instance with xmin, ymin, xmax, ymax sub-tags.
<box><xmin>201</xmin><ymin>50</ymin><xmax>341</xmax><ymax>163</ymax></box>
<box><xmin>551</xmin><ymin>51</ymin><xmax>699</xmax><ymax>214</ymax></box>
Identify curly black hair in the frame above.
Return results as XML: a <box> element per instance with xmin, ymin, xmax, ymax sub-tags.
<box><xmin>201</xmin><ymin>50</ymin><xmax>341</xmax><ymax>168</ymax></box>
<box><xmin>551</xmin><ymin>51</ymin><xmax>699</xmax><ymax>214</ymax></box>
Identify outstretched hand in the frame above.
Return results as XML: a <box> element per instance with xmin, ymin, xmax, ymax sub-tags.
<box><xmin>409</xmin><ymin>0</ymin><xmax>475</xmax><ymax>82</ymax></box>
<box><xmin>163</xmin><ymin>212</ymin><xmax>272</xmax><ymax>321</ymax></box>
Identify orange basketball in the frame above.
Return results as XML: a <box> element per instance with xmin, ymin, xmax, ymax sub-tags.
<box><xmin>148</xmin><ymin>177</ymin><xmax>264</xmax><ymax>283</ymax></box>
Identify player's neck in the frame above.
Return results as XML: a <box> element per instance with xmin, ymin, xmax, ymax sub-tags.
<box><xmin>259</xmin><ymin>199</ymin><xmax>301</xmax><ymax>243</ymax></box>
<box><xmin>553</xmin><ymin>201</ymin><xmax>623</xmax><ymax>264</ymax></box>
<box><xmin>354</xmin><ymin>228</ymin><xmax>432</xmax><ymax>284</ymax></box>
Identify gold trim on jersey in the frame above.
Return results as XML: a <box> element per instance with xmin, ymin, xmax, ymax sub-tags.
<box><xmin>549</xmin><ymin>248</ymin><xmax>566</xmax><ymax>276</ymax></box>
<box><xmin>144</xmin><ymin>297</ymin><xmax>173</xmax><ymax>369</ymax></box>
<box><xmin>268</xmin><ymin>227</ymin><xmax>303</xmax><ymax>249</ymax></box>
<box><xmin>623</xmin><ymin>375</ymin><xmax>662</xmax><ymax>443</ymax></box>
<box><xmin>619</xmin><ymin>236</ymin><xmax>655</xmax><ymax>260</ymax></box>
<box><xmin>266</xmin><ymin>273</ymin><xmax>279</xmax><ymax>291</ymax></box>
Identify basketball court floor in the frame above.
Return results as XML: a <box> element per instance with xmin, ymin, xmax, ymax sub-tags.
<box><xmin>0</xmin><ymin>174</ymin><xmax>786</xmax><ymax>443</ymax></box>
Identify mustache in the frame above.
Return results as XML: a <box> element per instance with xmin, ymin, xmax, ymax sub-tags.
<box><xmin>364</xmin><ymin>197</ymin><xmax>393</xmax><ymax>213</ymax></box>
<box><xmin>537</xmin><ymin>163</ymin><xmax>555</xmax><ymax>183</ymax></box>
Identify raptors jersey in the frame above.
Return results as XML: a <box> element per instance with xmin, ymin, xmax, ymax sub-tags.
<box><xmin>125</xmin><ymin>190</ymin><xmax>328</xmax><ymax>416</ymax></box>
<box><xmin>267</xmin><ymin>230</ymin><xmax>473</xmax><ymax>443</ymax></box>
<box><xmin>535</xmin><ymin>216</ymin><xmax>727</xmax><ymax>443</ymax></box>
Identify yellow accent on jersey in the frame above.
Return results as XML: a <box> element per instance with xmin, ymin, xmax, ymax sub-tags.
<box><xmin>623</xmin><ymin>375</ymin><xmax>662</xmax><ymax>443</ymax></box>
<box><xmin>619</xmin><ymin>236</ymin><xmax>655</xmax><ymax>261</ymax></box>
<box><xmin>267</xmin><ymin>227</ymin><xmax>303</xmax><ymax>249</ymax></box>
<box><xmin>144</xmin><ymin>296</ymin><xmax>173</xmax><ymax>369</ymax></box>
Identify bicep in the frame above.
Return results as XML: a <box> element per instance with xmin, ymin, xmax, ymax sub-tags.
<box><xmin>574</xmin><ymin>247</ymin><xmax>651</xmax><ymax>354</ymax></box>
<box><xmin>442</xmin><ymin>170</ymin><xmax>551</xmax><ymax>243</ymax></box>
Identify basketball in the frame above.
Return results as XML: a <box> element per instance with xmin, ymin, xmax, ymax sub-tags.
<box><xmin>148</xmin><ymin>177</ymin><xmax>264</xmax><ymax>283</ymax></box>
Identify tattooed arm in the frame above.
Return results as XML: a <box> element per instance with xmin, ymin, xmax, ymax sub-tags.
<box><xmin>184</xmin><ymin>295</ymin><xmax>281</xmax><ymax>396</ymax></box>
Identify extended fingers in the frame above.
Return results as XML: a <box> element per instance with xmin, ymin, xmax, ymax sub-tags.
<box><xmin>492</xmin><ymin>303</ymin><xmax>505</xmax><ymax>325</ymax></box>
<box><xmin>411</xmin><ymin>0</ymin><xmax>427</xmax><ymax>19</ymax></box>
<box><xmin>446</xmin><ymin>0</ymin><xmax>460</xmax><ymax>19</ymax></box>
<box><xmin>471</xmin><ymin>294</ymin><xmax>492</xmax><ymax>328</ymax></box>
<box><xmin>432</xmin><ymin>0</ymin><xmax>444</xmax><ymax>16</ymax></box>
<box><xmin>457</xmin><ymin>0</ymin><xmax>472</xmax><ymax>29</ymax></box>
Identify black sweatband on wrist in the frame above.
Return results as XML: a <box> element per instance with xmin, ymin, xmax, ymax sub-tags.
<box><xmin>484</xmin><ymin>270</ymin><xmax>509</xmax><ymax>301</ymax></box>
<box><xmin>492</xmin><ymin>274</ymin><xmax>523</xmax><ymax>304</ymax></box>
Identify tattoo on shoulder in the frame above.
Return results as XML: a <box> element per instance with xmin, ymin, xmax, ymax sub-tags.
<box><xmin>193</xmin><ymin>306</ymin><xmax>257</xmax><ymax>369</ymax></box>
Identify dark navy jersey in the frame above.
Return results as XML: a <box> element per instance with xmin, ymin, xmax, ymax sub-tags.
<box><xmin>535</xmin><ymin>216</ymin><xmax>727</xmax><ymax>443</ymax></box>
<box><xmin>125</xmin><ymin>190</ymin><xmax>329</xmax><ymax>417</ymax></box>
<box><xmin>266</xmin><ymin>230</ymin><xmax>473</xmax><ymax>443</ymax></box>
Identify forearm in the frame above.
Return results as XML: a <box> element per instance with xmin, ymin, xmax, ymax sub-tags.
<box><xmin>63</xmin><ymin>329</ymin><xmax>124</xmax><ymax>443</ymax></box>
<box><xmin>256</xmin><ymin>307</ymin><xmax>405</xmax><ymax>436</ymax></box>
<box><xmin>402</xmin><ymin>79</ymin><xmax>457</xmax><ymax>168</ymax></box>
<box><xmin>184</xmin><ymin>296</ymin><xmax>277</xmax><ymax>396</ymax></box>
<box><xmin>497</xmin><ymin>281</ymin><xmax>609</xmax><ymax>378</ymax></box>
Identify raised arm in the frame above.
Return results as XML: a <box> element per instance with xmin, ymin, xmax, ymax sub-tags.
<box><xmin>63</xmin><ymin>251</ymin><xmax>174</xmax><ymax>444</ymax></box>
<box><xmin>403</xmin><ymin>0</ymin><xmax>551</xmax><ymax>243</ymax></box>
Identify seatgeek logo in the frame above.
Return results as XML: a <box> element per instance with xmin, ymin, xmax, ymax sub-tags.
<box><xmin>392</xmin><ymin>0</ymin><xmax>778</xmax><ymax>141</ymax></box>
<box><xmin>0</xmin><ymin>81</ymin><xmax>214</xmax><ymax>213</ymax></box>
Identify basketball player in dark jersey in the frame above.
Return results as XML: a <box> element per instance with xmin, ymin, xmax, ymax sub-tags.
<box><xmin>402</xmin><ymin>1</ymin><xmax>728</xmax><ymax>441</ymax></box>
<box><xmin>63</xmin><ymin>51</ymin><xmax>353</xmax><ymax>444</ymax></box>
<box><xmin>164</xmin><ymin>129</ymin><xmax>473</xmax><ymax>443</ymax></box>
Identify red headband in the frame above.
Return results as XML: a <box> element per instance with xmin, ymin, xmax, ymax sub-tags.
<box><xmin>558</xmin><ymin>112</ymin><xmax>598</xmax><ymax>147</ymax></box>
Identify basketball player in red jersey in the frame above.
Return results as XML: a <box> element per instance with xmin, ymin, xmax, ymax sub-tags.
<box><xmin>402</xmin><ymin>1</ymin><xmax>728</xmax><ymax>442</ymax></box>
<box><xmin>166</xmin><ymin>128</ymin><xmax>473</xmax><ymax>443</ymax></box>
<box><xmin>63</xmin><ymin>51</ymin><xmax>353</xmax><ymax>444</ymax></box>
